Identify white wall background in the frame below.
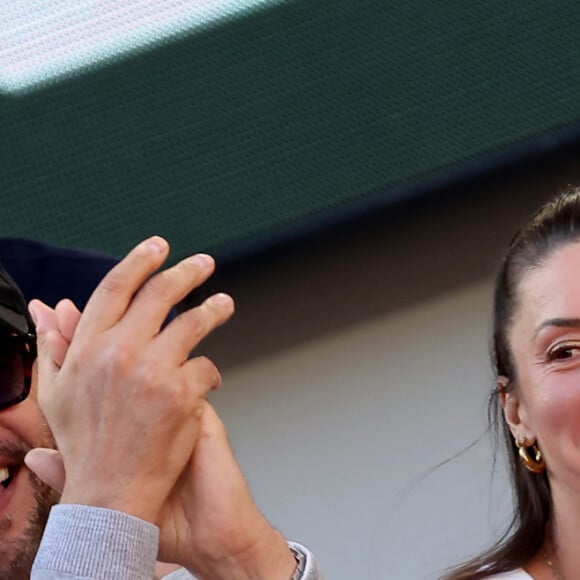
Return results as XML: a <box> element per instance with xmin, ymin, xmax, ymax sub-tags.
<box><xmin>213</xmin><ymin>281</ymin><xmax>509</xmax><ymax>579</ymax></box>
<box><xmin>199</xmin><ymin>156</ymin><xmax>580</xmax><ymax>579</ymax></box>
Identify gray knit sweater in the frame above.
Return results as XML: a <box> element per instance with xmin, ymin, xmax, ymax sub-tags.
<box><xmin>31</xmin><ymin>505</ymin><xmax>321</xmax><ymax>579</ymax></box>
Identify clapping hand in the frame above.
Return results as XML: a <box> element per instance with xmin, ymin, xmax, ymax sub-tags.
<box><xmin>27</xmin><ymin>238</ymin><xmax>296</xmax><ymax>580</ymax></box>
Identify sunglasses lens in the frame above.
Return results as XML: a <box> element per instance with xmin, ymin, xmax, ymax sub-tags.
<box><xmin>0</xmin><ymin>336</ymin><xmax>35</xmax><ymax>409</ymax></box>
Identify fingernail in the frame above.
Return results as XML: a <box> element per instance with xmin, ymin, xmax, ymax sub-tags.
<box><xmin>188</xmin><ymin>253</ymin><xmax>213</xmax><ymax>267</ymax></box>
<box><xmin>145</xmin><ymin>236</ymin><xmax>168</xmax><ymax>253</ymax></box>
<box><xmin>207</xmin><ymin>293</ymin><xmax>233</xmax><ymax>308</ymax></box>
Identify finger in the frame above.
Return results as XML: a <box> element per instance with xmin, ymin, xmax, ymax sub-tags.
<box><xmin>120</xmin><ymin>253</ymin><xmax>216</xmax><ymax>338</ymax></box>
<box><xmin>154</xmin><ymin>292</ymin><xmax>234</xmax><ymax>362</ymax></box>
<box><xmin>182</xmin><ymin>355</ymin><xmax>222</xmax><ymax>397</ymax></box>
<box><xmin>24</xmin><ymin>448</ymin><xmax>65</xmax><ymax>492</ymax></box>
<box><xmin>29</xmin><ymin>299</ymin><xmax>58</xmax><ymax>334</ymax></box>
<box><xmin>46</xmin><ymin>330</ymin><xmax>70</xmax><ymax>368</ymax></box>
<box><xmin>55</xmin><ymin>299</ymin><xmax>81</xmax><ymax>343</ymax></box>
<box><xmin>28</xmin><ymin>300</ymin><xmax>59</xmax><ymax>387</ymax></box>
<box><xmin>74</xmin><ymin>236</ymin><xmax>169</xmax><ymax>336</ymax></box>
<box><xmin>47</xmin><ymin>299</ymin><xmax>82</xmax><ymax>367</ymax></box>
<box><xmin>30</xmin><ymin>300</ymin><xmax>70</xmax><ymax>368</ymax></box>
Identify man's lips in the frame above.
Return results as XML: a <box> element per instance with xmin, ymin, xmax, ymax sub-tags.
<box><xmin>0</xmin><ymin>465</ymin><xmax>22</xmax><ymax>515</ymax></box>
<box><xmin>0</xmin><ymin>441</ymin><xmax>35</xmax><ymax>516</ymax></box>
<box><xmin>0</xmin><ymin>464</ymin><xmax>18</xmax><ymax>488</ymax></box>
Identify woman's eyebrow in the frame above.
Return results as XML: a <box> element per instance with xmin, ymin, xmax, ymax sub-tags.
<box><xmin>534</xmin><ymin>317</ymin><xmax>580</xmax><ymax>338</ymax></box>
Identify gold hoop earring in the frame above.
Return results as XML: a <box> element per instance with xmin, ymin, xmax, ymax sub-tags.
<box><xmin>517</xmin><ymin>439</ymin><xmax>546</xmax><ymax>474</ymax></box>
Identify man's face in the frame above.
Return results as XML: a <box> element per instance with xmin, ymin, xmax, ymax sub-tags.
<box><xmin>0</xmin><ymin>366</ymin><xmax>58</xmax><ymax>579</ymax></box>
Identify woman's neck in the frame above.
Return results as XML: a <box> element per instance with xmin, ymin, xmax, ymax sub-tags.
<box><xmin>542</xmin><ymin>480</ymin><xmax>580</xmax><ymax>579</ymax></box>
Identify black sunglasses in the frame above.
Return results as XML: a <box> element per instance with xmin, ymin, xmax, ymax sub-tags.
<box><xmin>0</xmin><ymin>333</ymin><xmax>37</xmax><ymax>411</ymax></box>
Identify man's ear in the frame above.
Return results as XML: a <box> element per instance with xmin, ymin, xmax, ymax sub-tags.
<box><xmin>497</xmin><ymin>376</ymin><xmax>535</xmax><ymax>444</ymax></box>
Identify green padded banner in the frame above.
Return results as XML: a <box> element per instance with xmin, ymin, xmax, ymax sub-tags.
<box><xmin>1</xmin><ymin>1</ymin><xmax>580</xmax><ymax>262</ymax></box>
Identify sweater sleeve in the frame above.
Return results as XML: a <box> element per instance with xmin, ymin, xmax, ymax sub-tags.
<box><xmin>31</xmin><ymin>504</ymin><xmax>159</xmax><ymax>579</ymax></box>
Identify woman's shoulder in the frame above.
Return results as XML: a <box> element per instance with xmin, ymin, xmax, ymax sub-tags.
<box><xmin>485</xmin><ymin>569</ymin><xmax>532</xmax><ymax>579</ymax></box>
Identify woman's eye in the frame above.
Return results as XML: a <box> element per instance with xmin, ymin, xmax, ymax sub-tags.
<box><xmin>548</xmin><ymin>345</ymin><xmax>580</xmax><ymax>360</ymax></box>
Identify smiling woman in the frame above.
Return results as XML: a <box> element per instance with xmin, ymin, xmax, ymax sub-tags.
<box><xmin>444</xmin><ymin>188</ymin><xmax>580</xmax><ymax>579</ymax></box>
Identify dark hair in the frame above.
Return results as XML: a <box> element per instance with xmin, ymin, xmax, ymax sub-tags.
<box><xmin>443</xmin><ymin>187</ymin><xmax>580</xmax><ymax>579</ymax></box>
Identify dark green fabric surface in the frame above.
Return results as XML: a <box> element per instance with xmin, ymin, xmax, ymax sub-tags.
<box><xmin>1</xmin><ymin>1</ymin><xmax>579</xmax><ymax>262</ymax></box>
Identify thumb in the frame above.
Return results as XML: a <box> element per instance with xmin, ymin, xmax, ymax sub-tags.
<box><xmin>25</xmin><ymin>448</ymin><xmax>65</xmax><ymax>492</ymax></box>
<box><xmin>28</xmin><ymin>299</ymin><xmax>58</xmax><ymax>335</ymax></box>
<box><xmin>29</xmin><ymin>299</ymin><xmax>61</xmax><ymax>378</ymax></box>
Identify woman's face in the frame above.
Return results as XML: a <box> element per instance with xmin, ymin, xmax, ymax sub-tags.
<box><xmin>506</xmin><ymin>240</ymin><xmax>580</xmax><ymax>487</ymax></box>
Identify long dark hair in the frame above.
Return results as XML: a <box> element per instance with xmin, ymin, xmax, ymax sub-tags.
<box><xmin>443</xmin><ymin>188</ymin><xmax>580</xmax><ymax>579</ymax></box>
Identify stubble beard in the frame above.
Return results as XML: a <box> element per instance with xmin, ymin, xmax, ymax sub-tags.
<box><xmin>0</xmin><ymin>440</ymin><xmax>59</xmax><ymax>579</ymax></box>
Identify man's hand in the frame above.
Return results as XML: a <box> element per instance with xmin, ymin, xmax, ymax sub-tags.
<box><xmin>27</xmin><ymin>260</ymin><xmax>297</xmax><ymax>580</ymax></box>
<box><xmin>27</xmin><ymin>403</ymin><xmax>296</xmax><ymax>580</ymax></box>
<box><xmin>28</xmin><ymin>237</ymin><xmax>234</xmax><ymax>525</ymax></box>
<box><xmin>157</xmin><ymin>401</ymin><xmax>296</xmax><ymax>580</ymax></box>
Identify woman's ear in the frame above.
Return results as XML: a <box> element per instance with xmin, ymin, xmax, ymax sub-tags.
<box><xmin>496</xmin><ymin>375</ymin><xmax>509</xmax><ymax>406</ymax></box>
<box><xmin>497</xmin><ymin>376</ymin><xmax>535</xmax><ymax>444</ymax></box>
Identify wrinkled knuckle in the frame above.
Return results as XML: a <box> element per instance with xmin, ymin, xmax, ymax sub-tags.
<box><xmin>106</xmin><ymin>345</ymin><xmax>135</xmax><ymax>376</ymax></box>
<box><xmin>203</xmin><ymin>298</ymin><xmax>221</xmax><ymax>316</ymax></box>
<box><xmin>143</xmin><ymin>274</ymin><xmax>172</xmax><ymax>301</ymax></box>
<box><xmin>176</xmin><ymin>310</ymin><xmax>207</xmax><ymax>343</ymax></box>
<box><xmin>172</xmin><ymin>260</ymin><xmax>190</xmax><ymax>276</ymax></box>
<box><xmin>98</xmin><ymin>273</ymin><xmax>125</xmax><ymax>296</ymax></box>
<box><xmin>167</xmin><ymin>381</ymin><xmax>194</xmax><ymax>417</ymax></box>
<box><xmin>133</xmin><ymin>361</ymin><xmax>162</xmax><ymax>390</ymax></box>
